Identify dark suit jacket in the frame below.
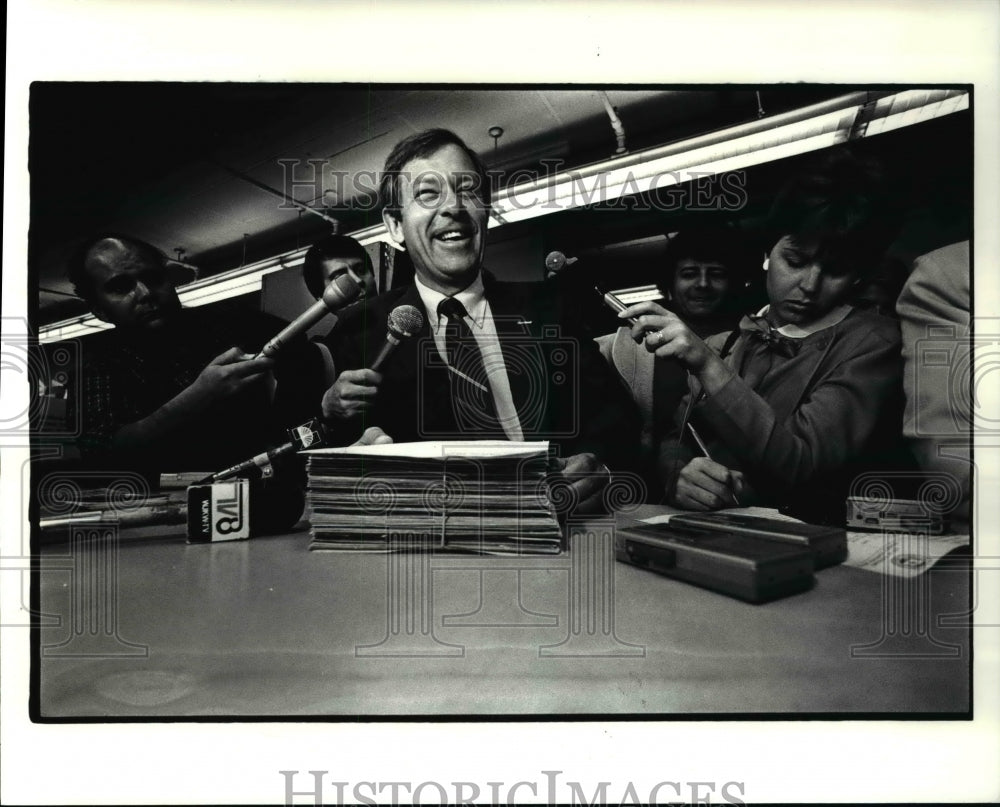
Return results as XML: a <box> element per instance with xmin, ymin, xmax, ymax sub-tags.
<box><xmin>324</xmin><ymin>274</ymin><xmax>639</xmax><ymax>470</ymax></box>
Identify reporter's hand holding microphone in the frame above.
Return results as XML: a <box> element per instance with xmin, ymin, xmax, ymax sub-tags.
<box><xmin>189</xmin><ymin>347</ymin><xmax>275</xmax><ymax>407</ymax></box>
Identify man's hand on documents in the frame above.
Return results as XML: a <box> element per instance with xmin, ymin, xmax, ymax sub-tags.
<box><xmin>352</xmin><ymin>426</ymin><xmax>394</xmax><ymax>446</ymax></box>
<box><xmin>552</xmin><ymin>452</ymin><xmax>611</xmax><ymax>515</ymax></box>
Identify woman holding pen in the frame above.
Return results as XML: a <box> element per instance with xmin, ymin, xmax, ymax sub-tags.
<box><xmin>620</xmin><ymin>149</ymin><xmax>907</xmax><ymax>524</ymax></box>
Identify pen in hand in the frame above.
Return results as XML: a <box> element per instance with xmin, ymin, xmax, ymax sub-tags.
<box><xmin>686</xmin><ymin>423</ymin><xmax>741</xmax><ymax>507</ymax></box>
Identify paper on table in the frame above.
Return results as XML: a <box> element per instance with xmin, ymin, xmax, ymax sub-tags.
<box><xmin>842</xmin><ymin>530</ymin><xmax>970</xmax><ymax>577</ymax></box>
<box><xmin>640</xmin><ymin>505</ymin><xmax>802</xmax><ymax>526</ymax></box>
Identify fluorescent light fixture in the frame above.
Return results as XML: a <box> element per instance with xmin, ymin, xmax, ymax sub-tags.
<box><xmin>863</xmin><ymin>88</ymin><xmax>970</xmax><ymax>137</ymax></box>
<box><xmin>351</xmin><ymin>223</ymin><xmax>395</xmax><ymax>247</ymax></box>
<box><xmin>39</xmin><ymin>88</ymin><xmax>968</xmax><ymax>343</ymax></box>
<box><xmin>492</xmin><ymin>127</ymin><xmax>851</xmax><ymax>226</ymax></box>
<box><xmin>488</xmin><ymin>89</ymin><xmax>968</xmax><ymax>226</ymax></box>
<box><xmin>41</xmin><ymin>318</ymin><xmax>114</xmax><ymax>342</ymax></box>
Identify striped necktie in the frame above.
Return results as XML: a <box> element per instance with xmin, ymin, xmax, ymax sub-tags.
<box><xmin>437</xmin><ymin>296</ymin><xmax>502</xmax><ymax>434</ymax></box>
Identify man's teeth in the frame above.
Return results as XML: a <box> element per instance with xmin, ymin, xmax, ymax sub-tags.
<box><xmin>438</xmin><ymin>232</ymin><xmax>467</xmax><ymax>241</ymax></box>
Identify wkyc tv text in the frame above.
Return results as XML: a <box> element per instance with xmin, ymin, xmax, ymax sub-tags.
<box><xmin>280</xmin><ymin>770</ymin><xmax>747</xmax><ymax>805</ymax></box>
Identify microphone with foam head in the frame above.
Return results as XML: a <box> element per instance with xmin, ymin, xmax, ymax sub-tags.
<box><xmin>202</xmin><ymin>304</ymin><xmax>424</xmax><ymax>484</ymax></box>
<box><xmin>206</xmin><ymin>305</ymin><xmax>424</xmax><ymax>483</ymax></box>
<box><xmin>256</xmin><ymin>270</ymin><xmax>363</xmax><ymax>359</ymax></box>
<box><xmin>370</xmin><ymin>305</ymin><xmax>424</xmax><ymax>372</ymax></box>
<box><xmin>544</xmin><ymin>250</ymin><xmax>578</xmax><ymax>279</ymax></box>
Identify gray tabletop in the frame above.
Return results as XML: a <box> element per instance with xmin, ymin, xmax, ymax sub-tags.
<box><xmin>37</xmin><ymin>518</ymin><xmax>970</xmax><ymax>718</ymax></box>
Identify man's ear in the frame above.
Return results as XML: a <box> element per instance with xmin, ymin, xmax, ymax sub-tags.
<box><xmin>382</xmin><ymin>209</ymin><xmax>406</xmax><ymax>251</ymax></box>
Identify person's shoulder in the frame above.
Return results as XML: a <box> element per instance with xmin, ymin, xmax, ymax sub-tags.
<box><xmin>234</xmin><ymin>308</ymin><xmax>290</xmax><ymax>332</ymax></box>
<box><xmin>842</xmin><ymin>307</ymin><xmax>901</xmax><ymax>347</ymax></box>
<box><xmin>901</xmin><ymin>240</ymin><xmax>970</xmax><ymax>311</ymax></box>
<box><xmin>913</xmin><ymin>240</ymin><xmax>970</xmax><ymax>274</ymax></box>
<box><xmin>596</xmin><ymin>326</ymin><xmax>652</xmax><ymax>372</ymax></box>
<box><xmin>182</xmin><ymin>303</ymin><xmax>280</xmax><ymax>329</ymax></box>
<box><xmin>333</xmin><ymin>286</ymin><xmax>413</xmax><ymax>332</ymax></box>
<box><xmin>594</xmin><ymin>325</ymin><xmax>633</xmax><ymax>354</ymax></box>
<box><xmin>76</xmin><ymin>326</ymin><xmax>123</xmax><ymax>364</ymax></box>
<box><xmin>704</xmin><ymin>329</ymin><xmax>737</xmax><ymax>352</ymax></box>
<box><xmin>183</xmin><ymin>305</ymin><xmax>286</xmax><ymax>348</ymax></box>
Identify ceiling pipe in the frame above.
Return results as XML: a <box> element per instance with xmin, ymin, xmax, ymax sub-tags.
<box><xmin>212</xmin><ymin>159</ymin><xmax>340</xmax><ymax>227</ymax></box>
<box><xmin>39</xmin><ymin>88</ymin><xmax>967</xmax><ymax>343</ymax></box>
<box><xmin>599</xmin><ymin>91</ymin><xmax>627</xmax><ymax>155</ymax></box>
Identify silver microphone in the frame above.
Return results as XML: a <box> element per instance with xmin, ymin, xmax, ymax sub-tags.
<box><xmin>256</xmin><ymin>270</ymin><xmax>363</xmax><ymax>359</ymax></box>
<box><xmin>370</xmin><ymin>305</ymin><xmax>424</xmax><ymax>372</ymax></box>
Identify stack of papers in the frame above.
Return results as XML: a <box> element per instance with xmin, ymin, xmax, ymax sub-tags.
<box><xmin>305</xmin><ymin>440</ymin><xmax>563</xmax><ymax>555</ymax></box>
<box><xmin>38</xmin><ymin>485</ymin><xmax>189</xmax><ymax>532</ymax></box>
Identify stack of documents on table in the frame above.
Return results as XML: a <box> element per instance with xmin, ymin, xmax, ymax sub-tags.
<box><xmin>305</xmin><ymin>440</ymin><xmax>562</xmax><ymax>554</ymax></box>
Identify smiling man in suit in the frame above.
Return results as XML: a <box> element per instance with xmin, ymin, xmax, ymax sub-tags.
<box><xmin>321</xmin><ymin>129</ymin><xmax>638</xmax><ymax>511</ymax></box>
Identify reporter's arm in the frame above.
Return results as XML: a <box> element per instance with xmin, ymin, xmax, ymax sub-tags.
<box><xmin>111</xmin><ymin>347</ymin><xmax>273</xmax><ymax>455</ymax></box>
<box><xmin>695</xmin><ymin>317</ymin><xmax>902</xmax><ymax>497</ymax></box>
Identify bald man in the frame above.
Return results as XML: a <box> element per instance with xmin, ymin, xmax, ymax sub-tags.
<box><xmin>67</xmin><ymin>235</ymin><xmax>328</xmax><ymax>473</ymax></box>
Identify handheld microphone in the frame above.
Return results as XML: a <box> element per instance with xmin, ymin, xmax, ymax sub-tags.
<box><xmin>206</xmin><ymin>307</ymin><xmax>423</xmax><ymax>483</ymax></box>
<box><xmin>545</xmin><ymin>250</ymin><xmax>578</xmax><ymax>278</ymax></box>
<box><xmin>255</xmin><ymin>270</ymin><xmax>363</xmax><ymax>359</ymax></box>
<box><xmin>203</xmin><ymin>418</ymin><xmax>327</xmax><ymax>483</ymax></box>
<box><xmin>369</xmin><ymin>305</ymin><xmax>424</xmax><ymax>372</ymax></box>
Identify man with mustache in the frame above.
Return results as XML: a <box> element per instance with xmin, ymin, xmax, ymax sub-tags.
<box><xmin>322</xmin><ymin>129</ymin><xmax>639</xmax><ymax>511</ymax></box>
<box><xmin>659</xmin><ymin>229</ymin><xmax>749</xmax><ymax>337</ymax></box>
<box><xmin>596</xmin><ymin>229</ymin><xmax>750</xmax><ymax>493</ymax></box>
<box><xmin>67</xmin><ymin>234</ymin><xmax>328</xmax><ymax>474</ymax></box>
<box><xmin>302</xmin><ymin>233</ymin><xmax>378</xmax><ymax>306</ymax></box>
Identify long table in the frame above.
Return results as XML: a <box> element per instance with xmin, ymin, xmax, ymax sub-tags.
<box><xmin>36</xmin><ymin>515</ymin><xmax>970</xmax><ymax>717</ymax></box>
